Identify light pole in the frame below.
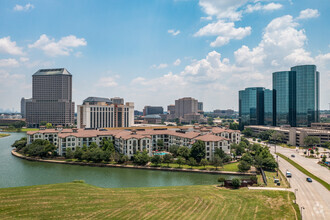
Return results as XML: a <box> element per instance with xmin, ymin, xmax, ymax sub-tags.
<box><xmin>294</xmin><ymin>189</ymin><xmax>298</xmax><ymax>204</ymax></box>
<box><xmin>301</xmin><ymin>206</ymin><xmax>305</xmax><ymax>219</ymax></box>
<box><xmin>276</xmin><ymin>155</ymin><xmax>279</xmax><ymax>177</ymax></box>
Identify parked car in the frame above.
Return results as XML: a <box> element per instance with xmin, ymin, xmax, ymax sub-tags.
<box><xmin>286</xmin><ymin>171</ymin><xmax>292</xmax><ymax>178</ymax></box>
<box><xmin>306</xmin><ymin>177</ymin><xmax>312</xmax><ymax>182</ymax></box>
<box><xmin>291</xmin><ymin>154</ymin><xmax>295</xmax><ymax>158</ymax></box>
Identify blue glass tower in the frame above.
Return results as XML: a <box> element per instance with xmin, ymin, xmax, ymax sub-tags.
<box><xmin>273</xmin><ymin>65</ymin><xmax>319</xmax><ymax>127</ymax></box>
<box><xmin>264</xmin><ymin>89</ymin><xmax>273</xmax><ymax>126</ymax></box>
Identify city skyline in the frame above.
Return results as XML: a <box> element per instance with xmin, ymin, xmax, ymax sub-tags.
<box><xmin>1</xmin><ymin>0</ymin><xmax>330</xmax><ymax>112</ymax></box>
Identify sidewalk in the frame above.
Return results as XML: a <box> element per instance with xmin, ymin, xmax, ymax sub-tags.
<box><xmin>248</xmin><ymin>187</ymin><xmax>293</xmax><ymax>191</ymax></box>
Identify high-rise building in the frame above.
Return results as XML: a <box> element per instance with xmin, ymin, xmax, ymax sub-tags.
<box><xmin>264</xmin><ymin>89</ymin><xmax>273</xmax><ymax>126</ymax></box>
<box><xmin>26</xmin><ymin>68</ymin><xmax>75</xmax><ymax>127</ymax></box>
<box><xmin>175</xmin><ymin>97</ymin><xmax>198</xmax><ymax>118</ymax></box>
<box><xmin>198</xmin><ymin>102</ymin><xmax>203</xmax><ymax>112</ymax></box>
<box><xmin>273</xmin><ymin>65</ymin><xmax>319</xmax><ymax>127</ymax></box>
<box><xmin>167</xmin><ymin>105</ymin><xmax>175</xmax><ymax>115</ymax></box>
<box><xmin>143</xmin><ymin>106</ymin><xmax>163</xmax><ymax>116</ymax></box>
<box><xmin>20</xmin><ymin>98</ymin><xmax>32</xmax><ymax>118</ymax></box>
<box><xmin>239</xmin><ymin>87</ymin><xmax>265</xmax><ymax>129</ymax></box>
<box><xmin>77</xmin><ymin>97</ymin><xmax>134</xmax><ymax>129</ymax></box>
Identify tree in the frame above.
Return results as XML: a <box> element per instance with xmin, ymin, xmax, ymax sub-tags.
<box><xmin>169</xmin><ymin>145</ymin><xmax>179</xmax><ymax>157</ymax></box>
<box><xmin>133</xmin><ymin>150</ymin><xmax>150</xmax><ymax>166</ymax></box>
<box><xmin>110</xmin><ymin>151</ymin><xmax>121</xmax><ymax>163</ymax></box>
<box><xmin>207</xmin><ymin>117</ymin><xmax>214</xmax><ymax>125</ymax></box>
<box><xmin>102</xmin><ymin>149</ymin><xmax>112</xmax><ymax>162</ymax></box>
<box><xmin>321</xmin><ymin>142</ymin><xmax>330</xmax><ymax>149</ymax></box>
<box><xmin>270</xmin><ymin>132</ymin><xmax>285</xmax><ymax>144</ymax></box>
<box><xmin>120</xmin><ymin>155</ymin><xmax>129</xmax><ymax>165</ymax></box>
<box><xmin>322</xmin><ymin>155</ymin><xmax>326</xmax><ymax>163</ymax></box>
<box><xmin>240</xmin><ymin>137</ymin><xmax>250</xmax><ymax>146</ymax></box>
<box><xmin>241</xmin><ymin>153</ymin><xmax>253</xmax><ymax>165</ymax></box>
<box><xmin>218</xmin><ymin>177</ymin><xmax>226</xmax><ymax>186</ymax></box>
<box><xmin>157</xmin><ymin>139</ymin><xmax>164</xmax><ymax>150</ymax></box>
<box><xmin>40</xmin><ymin>121</ymin><xmax>47</xmax><ymax>126</ymax></box>
<box><xmin>229</xmin><ymin>123</ymin><xmax>239</xmax><ymax>130</ymax></box>
<box><xmin>90</xmin><ymin>148</ymin><xmax>104</xmax><ymax>163</ymax></box>
<box><xmin>200</xmin><ymin>158</ymin><xmax>208</xmax><ymax>168</ymax></box>
<box><xmin>89</xmin><ymin>142</ymin><xmax>98</xmax><ymax>149</ymax></box>
<box><xmin>261</xmin><ymin>157</ymin><xmax>277</xmax><ymax>171</ymax></box>
<box><xmin>214</xmin><ymin>148</ymin><xmax>225</xmax><ymax>159</ymax></box>
<box><xmin>258</xmin><ymin>130</ymin><xmax>274</xmax><ymax>141</ymax></box>
<box><xmin>151</xmin><ymin>155</ymin><xmax>162</xmax><ymax>166</ymax></box>
<box><xmin>190</xmin><ymin>140</ymin><xmax>206</xmax><ymax>163</ymax></box>
<box><xmin>13</xmin><ymin>121</ymin><xmax>26</xmax><ymax>129</ymax></box>
<box><xmin>163</xmin><ymin>154</ymin><xmax>173</xmax><ymax>167</ymax></box>
<box><xmin>11</xmin><ymin>137</ymin><xmax>27</xmax><ymax>151</ymax></box>
<box><xmin>187</xmin><ymin>157</ymin><xmax>197</xmax><ymax>168</ymax></box>
<box><xmin>74</xmin><ymin>147</ymin><xmax>84</xmax><ymax>160</ymax></box>
<box><xmin>304</xmin><ymin>136</ymin><xmax>320</xmax><ymax>148</ymax></box>
<box><xmin>46</xmin><ymin>123</ymin><xmax>52</xmax><ymax>129</ymax></box>
<box><xmin>231</xmin><ymin>178</ymin><xmax>241</xmax><ymax>189</ymax></box>
<box><xmin>177</xmin><ymin>146</ymin><xmax>190</xmax><ymax>159</ymax></box>
<box><xmin>238</xmin><ymin>161</ymin><xmax>251</xmax><ymax>172</ymax></box>
<box><xmin>176</xmin><ymin>156</ymin><xmax>186</xmax><ymax>168</ymax></box>
<box><xmin>100</xmin><ymin>138</ymin><xmax>115</xmax><ymax>152</ymax></box>
<box><xmin>65</xmin><ymin>148</ymin><xmax>74</xmax><ymax>159</ymax></box>
<box><xmin>212</xmin><ymin>155</ymin><xmax>223</xmax><ymax>170</ymax></box>
<box><xmin>242</xmin><ymin>128</ymin><xmax>253</xmax><ymax>137</ymax></box>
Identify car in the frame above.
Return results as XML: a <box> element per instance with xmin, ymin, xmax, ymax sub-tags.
<box><xmin>286</xmin><ymin>171</ymin><xmax>292</xmax><ymax>178</ymax></box>
<box><xmin>291</xmin><ymin>154</ymin><xmax>295</xmax><ymax>158</ymax></box>
<box><xmin>306</xmin><ymin>177</ymin><xmax>313</xmax><ymax>182</ymax></box>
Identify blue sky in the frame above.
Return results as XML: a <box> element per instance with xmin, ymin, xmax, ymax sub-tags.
<box><xmin>0</xmin><ymin>0</ymin><xmax>329</xmax><ymax>112</ymax></box>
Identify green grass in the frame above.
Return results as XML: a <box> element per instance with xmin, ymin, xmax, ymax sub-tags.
<box><xmin>0</xmin><ymin>133</ymin><xmax>10</xmax><ymax>138</ymax></box>
<box><xmin>21</xmin><ymin>128</ymin><xmax>39</xmax><ymax>132</ymax></box>
<box><xmin>277</xmin><ymin>153</ymin><xmax>330</xmax><ymax>191</ymax></box>
<box><xmin>0</xmin><ymin>128</ymin><xmax>38</xmax><ymax>132</ymax></box>
<box><xmin>0</xmin><ymin>182</ymin><xmax>299</xmax><ymax>219</ymax></box>
<box><xmin>258</xmin><ymin>170</ymin><xmax>289</xmax><ymax>188</ymax></box>
<box><xmin>152</xmin><ymin>162</ymin><xmax>240</xmax><ymax>172</ymax></box>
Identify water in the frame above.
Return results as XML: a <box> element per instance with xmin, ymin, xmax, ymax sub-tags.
<box><xmin>0</xmin><ymin>132</ymin><xmax>246</xmax><ymax>188</ymax></box>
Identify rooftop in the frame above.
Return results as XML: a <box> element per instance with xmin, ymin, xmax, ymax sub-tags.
<box><xmin>83</xmin><ymin>97</ymin><xmax>112</xmax><ymax>104</ymax></box>
<box><xmin>33</xmin><ymin>68</ymin><xmax>71</xmax><ymax>76</ymax></box>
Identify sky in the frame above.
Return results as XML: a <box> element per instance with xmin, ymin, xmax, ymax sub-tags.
<box><xmin>0</xmin><ymin>0</ymin><xmax>330</xmax><ymax>112</ymax></box>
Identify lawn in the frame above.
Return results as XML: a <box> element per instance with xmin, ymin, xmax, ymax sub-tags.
<box><xmin>0</xmin><ymin>128</ymin><xmax>38</xmax><ymax>132</ymax></box>
<box><xmin>152</xmin><ymin>162</ymin><xmax>240</xmax><ymax>172</ymax></box>
<box><xmin>0</xmin><ymin>182</ymin><xmax>300</xmax><ymax>219</ymax></box>
<box><xmin>258</xmin><ymin>170</ymin><xmax>289</xmax><ymax>188</ymax></box>
<box><xmin>0</xmin><ymin>133</ymin><xmax>10</xmax><ymax>138</ymax></box>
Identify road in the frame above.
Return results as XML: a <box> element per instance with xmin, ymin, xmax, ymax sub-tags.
<box><xmin>276</xmin><ymin>154</ymin><xmax>330</xmax><ymax>220</ymax></box>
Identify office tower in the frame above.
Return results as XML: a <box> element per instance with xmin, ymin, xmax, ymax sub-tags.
<box><xmin>239</xmin><ymin>87</ymin><xmax>265</xmax><ymax>129</ymax></box>
<box><xmin>167</xmin><ymin>105</ymin><xmax>175</xmax><ymax>115</ymax></box>
<box><xmin>20</xmin><ymin>98</ymin><xmax>32</xmax><ymax>118</ymax></box>
<box><xmin>26</xmin><ymin>68</ymin><xmax>75</xmax><ymax>127</ymax></box>
<box><xmin>264</xmin><ymin>89</ymin><xmax>273</xmax><ymax>126</ymax></box>
<box><xmin>273</xmin><ymin>65</ymin><xmax>319</xmax><ymax>127</ymax></box>
<box><xmin>198</xmin><ymin>102</ymin><xmax>203</xmax><ymax>112</ymax></box>
<box><xmin>175</xmin><ymin>97</ymin><xmax>198</xmax><ymax>118</ymax></box>
<box><xmin>77</xmin><ymin>97</ymin><xmax>134</xmax><ymax>129</ymax></box>
<box><xmin>110</xmin><ymin>97</ymin><xmax>124</xmax><ymax>105</ymax></box>
<box><xmin>143</xmin><ymin>106</ymin><xmax>163</xmax><ymax>116</ymax></box>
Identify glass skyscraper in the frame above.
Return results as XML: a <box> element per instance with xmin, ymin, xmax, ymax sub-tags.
<box><xmin>264</xmin><ymin>89</ymin><xmax>273</xmax><ymax>126</ymax></box>
<box><xmin>239</xmin><ymin>87</ymin><xmax>266</xmax><ymax>129</ymax></box>
<box><xmin>273</xmin><ymin>65</ymin><xmax>319</xmax><ymax>127</ymax></box>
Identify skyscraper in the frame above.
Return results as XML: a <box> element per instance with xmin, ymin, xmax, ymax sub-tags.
<box><xmin>26</xmin><ymin>68</ymin><xmax>75</xmax><ymax>127</ymax></box>
<box><xmin>174</xmin><ymin>97</ymin><xmax>198</xmax><ymax>118</ymax></box>
<box><xmin>20</xmin><ymin>98</ymin><xmax>32</xmax><ymax>118</ymax></box>
<box><xmin>273</xmin><ymin>65</ymin><xmax>319</xmax><ymax>127</ymax></box>
<box><xmin>239</xmin><ymin>87</ymin><xmax>265</xmax><ymax>129</ymax></box>
<box><xmin>143</xmin><ymin>106</ymin><xmax>163</xmax><ymax>116</ymax></box>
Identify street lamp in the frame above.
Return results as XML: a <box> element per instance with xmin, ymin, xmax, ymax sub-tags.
<box><xmin>276</xmin><ymin>155</ymin><xmax>279</xmax><ymax>177</ymax></box>
<box><xmin>301</xmin><ymin>206</ymin><xmax>305</xmax><ymax>219</ymax></box>
<box><xmin>294</xmin><ymin>189</ymin><xmax>298</xmax><ymax>204</ymax></box>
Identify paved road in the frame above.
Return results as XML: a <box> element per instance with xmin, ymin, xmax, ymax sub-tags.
<box><xmin>276</xmin><ymin>155</ymin><xmax>330</xmax><ymax>220</ymax></box>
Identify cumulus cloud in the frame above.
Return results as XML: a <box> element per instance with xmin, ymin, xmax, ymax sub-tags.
<box><xmin>96</xmin><ymin>76</ymin><xmax>119</xmax><ymax>87</ymax></box>
<box><xmin>0</xmin><ymin>36</ymin><xmax>24</xmax><ymax>55</ymax></box>
<box><xmin>151</xmin><ymin>63</ymin><xmax>168</xmax><ymax>69</ymax></box>
<box><xmin>195</xmin><ymin>20</ymin><xmax>251</xmax><ymax>47</ymax></box>
<box><xmin>245</xmin><ymin>2</ymin><xmax>283</xmax><ymax>13</ymax></box>
<box><xmin>13</xmin><ymin>3</ymin><xmax>34</xmax><ymax>11</ymax></box>
<box><xmin>0</xmin><ymin>58</ymin><xmax>19</xmax><ymax>67</ymax></box>
<box><xmin>297</xmin><ymin>9</ymin><xmax>320</xmax><ymax>20</ymax></box>
<box><xmin>28</xmin><ymin>34</ymin><xmax>87</xmax><ymax>56</ymax></box>
<box><xmin>173</xmin><ymin>59</ymin><xmax>181</xmax><ymax>66</ymax></box>
<box><xmin>168</xmin><ymin>29</ymin><xmax>181</xmax><ymax>36</ymax></box>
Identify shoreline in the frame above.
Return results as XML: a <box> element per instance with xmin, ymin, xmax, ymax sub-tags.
<box><xmin>11</xmin><ymin>150</ymin><xmax>255</xmax><ymax>176</ymax></box>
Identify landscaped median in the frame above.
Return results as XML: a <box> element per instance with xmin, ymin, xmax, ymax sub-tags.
<box><xmin>276</xmin><ymin>153</ymin><xmax>330</xmax><ymax>191</ymax></box>
<box><xmin>0</xmin><ymin>133</ymin><xmax>10</xmax><ymax>138</ymax></box>
<box><xmin>0</xmin><ymin>181</ymin><xmax>300</xmax><ymax>219</ymax></box>
<box><xmin>11</xmin><ymin>150</ymin><xmax>253</xmax><ymax>176</ymax></box>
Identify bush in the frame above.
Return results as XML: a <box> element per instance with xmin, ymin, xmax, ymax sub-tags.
<box><xmin>151</xmin><ymin>155</ymin><xmax>162</xmax><ymax>166</ymax></box>
<box><xmin>238</xmin><ymin>161</ymin><xmax>251</xmax><ymax>172</ymax></box>
<box><xmin>232</xmin><ymin>178</ymin><xmax>241</xmax><ymax>189</ymax></box>
<box><xmin>250</xmin><ymin>176</ymin><xmax>258</xmax><ymax>183</ymax></box>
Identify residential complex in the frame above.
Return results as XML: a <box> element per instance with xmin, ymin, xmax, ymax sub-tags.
<box><xmin>26</xmin><ymin>126</ymin><xmax>240</xmax><ymax>160</ymax></box>
<box><xmin>77</xmin><ymin>97</ymin><xmax>134</xmax><ymax>129</ymax></box>
<box><xmin>143</xmin><ymin>106</ymin><xmax>164</xmax><ymax>116</ymax></box>
<box><xmin>239</xmin><ymin>65</ymin><xmax>320</xmax><ymax>128</ymax></box>
<box><xmin>26</xmin><ymin>68</ymin><xmax>75</xmax><ymax>127</ymax></box>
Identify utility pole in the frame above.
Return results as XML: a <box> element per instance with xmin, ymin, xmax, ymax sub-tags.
<box><xmin>294</xmin><ymin>189</ymin><xmax>298</xmax><ymax>204</ymax></box>
<box><xmin>301</xmin><ymin>206</ymin><xmax>305</xmax><ymax>219</ymax></box>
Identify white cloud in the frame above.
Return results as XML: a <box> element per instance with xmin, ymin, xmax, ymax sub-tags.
<box><xmin>201</xmin><ymin>16</ymin><xmax>212</xmax><ymax>21</ymax></box>
<box><xmin>297</xmin><ymin>9</ymin><xmax>320</xmax><ymax>20</ymax></box>
<box><xmin>151</xmin><ymin>63</ymin><xmax>168</xmax><ymax>69</ymax></box>
<box><xmin>0</xmin><ymin>37</ymin><xmax>24</xmax><ymax>55</ymax></box>
<box><xmin>13</xmin><ymin>3</ymin><xmax>34</xmax><ymax>11</ymax></box>
<box><xmin>245</xmin><ymin>2</ymin><xmax>283</xmax><ymax>13</ymax></box>
<box><xmin>96</xmin><ymin>77</ymin><xmax>118</xmax><ymax>87</ymax></box>
<box><xmin>28</xmin><ymin>34</ymin><xmax>87</xmax><ymax>56</ymax></box>
<box><xmin>173</xmin><ymin>59</ymin><xmax>181</xmax><ymax>66</ymax></box>
<box><xmin>19</xmin><ymin>57</ymin><xmax>29</xmax><ymax>62</ymax></box>
<box><xmin>195</xmin><ymin>20</ymin><xmax>251</xmax><ymax>47</ymax></box>
<box><xmin>168</xmin><ymin>29</ymin><xmax>181</xmax><ymax>36</ymax></box>
<box><xmin>0</xmin><ymin>58</ymin><xmax>19</xmax><ymax>67</ymax></box>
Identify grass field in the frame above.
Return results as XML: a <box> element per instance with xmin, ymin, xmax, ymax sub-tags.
<box><xmin>152</xmin><ymin>162</ymin><xmax>240</xmax><ymax>172</ymax></box>
<box><xmin>0</xmin><ymin>133</ymin><xmax>10</xmax><ymax>138</ymax></box>
<box><xmin>258</xmin><ymin>170</ymin><xmax>289</xmax><ymax>188</ymax></box>
<box><xmin>0</xmin><ymin>128</ymin><xmax>38</xmax><ymax>132</ymax></box>
<box><xmin>277</xmin><ymin>153</ymin><xmax>330</xmax><ymax>191</ymax></box>
<box><xmin>0</xmin><ymin>182</ymin><xmax>299</xmax><ymax>219</ymax></box>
